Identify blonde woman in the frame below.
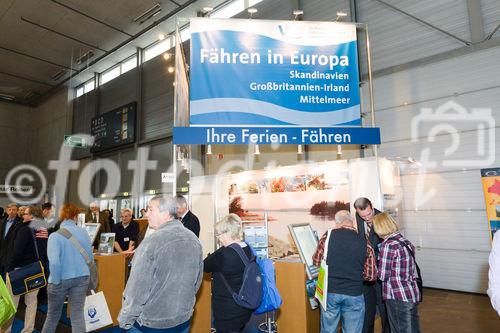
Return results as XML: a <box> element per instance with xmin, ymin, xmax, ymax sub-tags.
<box><xmin>204</xmin><ymin>214</ymin><xmax>254</xmax><ymax>333</ymax></box>
<box><xmin>372</xmin><ymin>213</ymin><xmax>421</xmax><ymax>333</ymax></box>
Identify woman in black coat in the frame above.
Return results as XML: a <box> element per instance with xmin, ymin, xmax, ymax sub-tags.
<box><xmin>204</xmin><ymin>214</ymin><xmax>254</xmax><ymax>333</ymax></box>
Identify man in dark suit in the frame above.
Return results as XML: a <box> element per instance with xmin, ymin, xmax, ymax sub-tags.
<box><xmin>85</xmin><ymin>202</ymin><xmax>111</xmax><ymax>248</ymax></box>
<box><xmin>175</xmin><ymin>194</ymin><xmax>200</xmax><ymax>237</ymax></box>
<box><xmin>0</xmin><ymin>203</ymin><xmax>23</xmax><ymax>279</ymax></box>
<box><xmin>354</xmin><ymin>197</ymin><xmax>390</xmax><ymax>333</ymax></box>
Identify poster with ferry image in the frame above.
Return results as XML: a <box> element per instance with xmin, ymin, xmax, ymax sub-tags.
<box><xmin>189</xmin><ymin>18</ymin><xmax>360</xmax><ymax>126</ymax></box>
<box><xmin>480</xmin><ymin>167</ymin><xmax>500</xmax><ymax>241</ymax></box>
<box><xmin>219</xmin><ymin>161</ymin><xmax>350</xmax><ymax>259</ymax></box>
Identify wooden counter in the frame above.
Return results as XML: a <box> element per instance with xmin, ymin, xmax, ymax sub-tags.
<box><xmin>190</xmin><ymin>273</ymin><xmax>212</xmax><ymax>333</ymax></box>
<box><xmin>94</xmin><ymin>253</ymin><xmax>126</xmax><ymax>326</ymax></box>
<box><xmin>275</xmin><ymin>261</ymin><xmax>320</xmax><ymax>333</ymax></box>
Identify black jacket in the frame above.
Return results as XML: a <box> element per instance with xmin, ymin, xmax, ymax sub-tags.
<box><xmin>181</xmin><ymin>210</ymin><xmax>200</xmax><ymax>237</ymax></box>
<box><xmin>8</xmin><ymin>222</ymin><xmax>40</xmax><ymax>271</ymax></box>
<box><xmin>0</xmin><ymin>216</ymin><xmax>23</xmax><ymax>267</ymax></box>
<box><xmin>356</xmin><ymin>208</ymin><xmax>382</xmax><ymax>256</ymax></box>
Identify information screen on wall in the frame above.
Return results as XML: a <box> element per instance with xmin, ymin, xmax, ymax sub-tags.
<box><xmin>91</xmin><ymin>102</ymin><xmax>136</xmax><ymax>153</ymax></box>
<box><xmin>189</xmin><ymin>18</ymin><xmax>360</xmax><ymax>126</ymax></box>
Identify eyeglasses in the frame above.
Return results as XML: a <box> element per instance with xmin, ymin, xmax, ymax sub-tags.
<box><xmin>215</xmin><ymin>231</ymin><xmax>226</xmax><ymax>237</ymax></box>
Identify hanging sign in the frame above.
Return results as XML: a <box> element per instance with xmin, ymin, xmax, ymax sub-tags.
<box><xmin>189</xmin><ymin>18</ymin><xmax>361</xmax><ymax>126</ymax></box>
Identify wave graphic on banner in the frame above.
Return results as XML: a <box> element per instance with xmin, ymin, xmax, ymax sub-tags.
<box><xmin>190</xmin><ymin>98</ymin><xmax>360</xmax><ymax>126</ymax></box>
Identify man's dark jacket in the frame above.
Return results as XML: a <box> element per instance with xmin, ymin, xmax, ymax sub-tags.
<box><xmin>0</xmin><ymin>216</ymin><xmax>23</xmax><ymax>267</ymax></box>
<box><xmin>180</xmin><ymin>210</ymin><xmax>200</xmax><ymax>238</ymax></box>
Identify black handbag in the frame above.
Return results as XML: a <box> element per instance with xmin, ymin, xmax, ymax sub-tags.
<box><xmin>7</xmin><ymin>230</ymin><xmax>47</xmax><ymax>296</ymax></box>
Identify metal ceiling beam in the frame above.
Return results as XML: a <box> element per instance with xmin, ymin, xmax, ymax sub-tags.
<box><xmin>21</xmin><ymin>16</ymin><xmax>107</xmax><ymax>52</ymax></box>
<box><xmin>368</xmin><ymin>36</ymin><xmax>500</xmax><ymax>79</ymax></box>
<box><xmin>169</xmin><ymin>0</ymin><xmax>182</xmax><ymax>6</ymax></box>
<box><xmin>466</xmin><ymin>0</ymin><xmax>485</xmax><ymax>43</ymax></box>
<box><xmin>373</xmin><ymin>0</ymin><xmax>471</xmax><ymax>46</ymax></box>
<box><xmin>49</xmin><ymin>0</ymin><xmax>133</xmax><ymax>37</ymax></box>
<box><xmin>0</xmin><ymin>45</ymin><xmax>75</xmax><ymax>71</ymax></box>
<box><xmin>0</xmin><ymin>70</ymin><xmax>54</xmax><ymax>87</ymax></box>
<box><xmin>46</xmin><ymin>0</ymin><xmax>198</xmax><ymax>91</ymax></box>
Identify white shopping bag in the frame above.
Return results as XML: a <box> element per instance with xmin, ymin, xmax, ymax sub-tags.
<box><xmin>84</xmin><ymin>291</ymin><xmax>113</xmax><ymax>332</ymax></box>
<box><xmin>315</xmin><ymin>229</ymin><xmax>332</xmax><ymax>311</ymax></box>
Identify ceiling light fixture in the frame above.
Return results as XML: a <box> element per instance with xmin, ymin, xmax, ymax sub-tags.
<box><xmin>337</xmin><ymin>145</ymin><xmax>342</xmax><ymax>155</ymax></box>
<box><xmin>51</xmin><ymin>69</ymin><xmax>67</xmax><ymax>81</ymax></box>
<box><xmin>158</xmin><ymin>33</ymin><xmax>165</xmax><ymax>40</ymax></box>
<box><xmin>293</xmin><ymin>10</ymin><xmax>303</xmax><ymax>20</ymax></box>
<box><xmin>335</xmin><ymin>11</ymin><xmax>347</xmax><ymax>21</ymax></box>
<box><xmin>134</xmin><ymin>3</ymin><xmax>162</xmax><ymax>25</ymax></box>
<box><xmin>206</xmin><ymin>144</ymin><xmax>212</xmax><ymax>155</ymax></box>
<box><xmin>75</xmin><ymin>50</ymin><xmax>94</xmax><ymax>65</ymax></box>
<box><xmin>297</xmin><ymin>144</ymin><xmax>303</xmax><ymax>154</ymax></box>
<box><xmin>254</xmin><ymin>144</ymin><xmax>260</xmax><ymax>155</ymax></box>
<box><xmin>202</xmin><ymin>6</ymin><xmax>213</xmax><ymax>13</ymax></box>
<box><xmin>247</xmin><ymin>7</ymin><xmax>257</xmax><ymax>18</ymax></box>
<box><xmin>163</xmin><ymin>53</ymin><xmax>171</xmax><ymax>60</ymax></box>
<box><xmin>167</xmin><ymin>66</ymin><xmax>174</xmax><ymax>73</ymax></box>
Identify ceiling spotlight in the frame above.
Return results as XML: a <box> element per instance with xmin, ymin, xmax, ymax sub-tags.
<box><xmin>206</xmin><ymin>144</ymin><xmax>212</xmax><ymax>155</ymax></box>
<box><xmin>247</xmin><ymin>7</ymin><xmax>257</xmax><ymax>18</ymax></box>
<box><xmin>202</xmin><ymin>6</ymin><xmax>213</xmax><ymax>12</ymax></box>
<box><xmin>158</xmin><ymin>33</ymin><xmax>165</xmax><ymax>40</ymax></box>
<box><xmin>254</xmin><ymin>144</ymin><xmax>260</xmax><ymax>155</ymax></box>
<box><xmin>163</xmin><ymin>53</ymin><xmax>171</xmax><ymax>60</ymax></box>
<box><xmin>335</xmin><ymin>11</ymin><xmax>347</xmax><ymax>21</ymax></box>
<box><xmin>51</xmin><ymin>69</ymin><xmax>67</xmax><ymax>81</ymax></box>
<box><xmin>293</xmin><ymin>10</ymin><xmax>303</xmax><ymax>20</ymax></box>
<box><xmin>168</xmin><ymin>66</ymin><xmax>174</xmax><ymax>73</ymax></box>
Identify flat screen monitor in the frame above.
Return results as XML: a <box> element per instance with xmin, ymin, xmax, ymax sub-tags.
<box><xmin>84</xmin><ymin>223</ymin><xmax>101</xmax><ymax>244</ymax></box>
<box><xmin>288</xmin><ymin>223</ymin><xmax>319</xmax><ymax>279</ymax></box>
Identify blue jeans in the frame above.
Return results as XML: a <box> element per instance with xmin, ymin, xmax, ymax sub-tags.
<box><xmin>321</xmin><ymin>293</ymin><xmax>365</xmax><ymax>333</ymax></box>
<box><xmin>386</xmin><ymin>299</ymin><xmax>421</xmax><ymax>333</ymax></box>
<box><xmin>41</xmin><ymin>276</ymin><xmax>89</xmax><ymax>333</ymax></box>
<box><xmin>123</xmin><ymin>320</ymin><xmax>190</xmax><ymax>333</ymax></box>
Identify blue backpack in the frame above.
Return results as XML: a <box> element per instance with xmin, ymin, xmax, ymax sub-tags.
<box><xmin>218</xmin><ymin>243</ymin><xmax>263</xmax><ymax>310</ymax></box>
<box><xmin>252</xmin><ymin>249</ymin><xmax>282</xmax><ymax>314</ymax></box>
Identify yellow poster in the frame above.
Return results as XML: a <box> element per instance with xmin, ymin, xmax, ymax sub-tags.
<box><xmin>481</xmin><ymin>168</ymin><xmax>500</xmax><ymax>241</ymax></box>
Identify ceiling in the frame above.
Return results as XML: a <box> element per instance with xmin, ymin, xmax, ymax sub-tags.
<box><xmin>0</xmin><ymin>0</ymin><xmax>226</xmax><ymax>106</ymax></box>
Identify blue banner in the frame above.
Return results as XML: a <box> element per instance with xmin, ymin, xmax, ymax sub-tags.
<box><xmin>173</xmin><ymin>127</ymin><xmax>380</xmax><ymax>145</ymax></box>
<box><xmin>190</xmin><ymin>18</ymin><xmax>361</xmax><ymax>126</ymax></box>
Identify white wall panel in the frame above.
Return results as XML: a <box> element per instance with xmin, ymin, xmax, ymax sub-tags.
<box><xmin>302</xmin><ymin>0</ymin><xmax>351</xmax><ymax>21</ymax></box>
<box><xmin>362</xmin><ymin>45</ymin><xmax>500</xmax><ymax>111</ymax></box>
<box><xmin>378</xmin><ymin>130</ymin><xmax>500</xmax><ymax>174</ymax></box>
<box><xmin>415</xmin><ymin>248</ymin><xmax>489</xmax><ymax>292</ymax></box>
<box><xmin>401</xmin><ymin>170</ymin><xmax>486</xmax><ymax>210</ymax></box>
<box><xmin>375</xmin><ymin>89</ymin><xmax>500</xmax><ymax>144</ymax></box>
<box><xmin>357</xmin><ymin>0</ymin><xmax>468</xmax><ymax>71</ymax></box>
<box><xmin>481</xmin><ymin>0</ymin><xmax>500</xmax><ymax>38</ymax></box>
<box><xmin>403</xmin><ymin>210</ymin><xmax>490</xmax><ymax>251</ymax></box>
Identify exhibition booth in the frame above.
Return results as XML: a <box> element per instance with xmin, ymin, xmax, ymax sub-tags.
<box><xmin>85</xmin><ymin>14</ymin><xmax>391</xmax><ymax>333</ymax></box>
<box><xmin>187</xmin><ymin>157</ymin><xmax>400</xmax><ymax>332</ymax></box>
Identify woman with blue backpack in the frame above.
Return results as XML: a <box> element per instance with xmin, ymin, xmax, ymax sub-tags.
<box><xmin>204</xmin><ymin>214</ymin><xmax>257</xmax><ymax>333</ymax></box>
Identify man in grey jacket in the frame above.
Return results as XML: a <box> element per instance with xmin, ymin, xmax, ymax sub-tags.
<box><xmin>118</xmin><ymin>195</ymin><xmax>203</xmax><ymax>332</ymax></box>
